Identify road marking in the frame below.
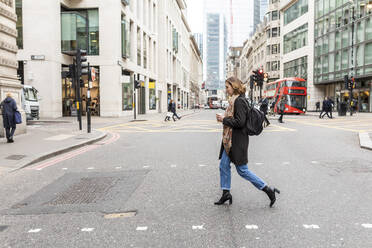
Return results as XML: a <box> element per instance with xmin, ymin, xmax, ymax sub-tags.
<box><xmin>255</xmin><ymin>163</ymin><xmax>264</xmax><ymax>165</ymax></box>
<box><xmin>87</xmin><ymin>167</ymin><xmax>94</xmax><ymax>170</ymax></box>
<box><xmin>170</xmin><ymin>164</ymin><xmax>177</xmax><ymax>168</ymax></box>
<box><xmin>256</xmin><ymin>237</ymin><xmax>260</xmax><ymax>240</ymax></box>
<box><xmin>81</xmin><ymin>228</ymin><xmax>94</xmax><ymax>232</ymax></box>
<box><xmin>245</xmin><ymin>225</ymin><xmax>259</xmax><ymax>229</ymax></box>
<box><xmin>62</xmin><ymin>168</ymin><xmax>68</xmax><ymax>170</ymax></box>
<box><xmin>28</xmin><ymin>228</ymin><xmax>41</xmax><ymax>233</ymax></box>
<box><xmin>303</xmin><ymin>224</ymin><xmax>320</xmax><ymax>229</ymax></box>
<box><xmin>361</xmin><ymin>224</ymin><xmax>372</xmax><ymax>228</ymax></box>
<box><xmin>311</xmin><ymin>161</ymin><xmax>319</xmax><ymax>164</ymax></box>
<box><xmin>143</xmin><ymin>166</ymin><xmax>150</xmax><ymax>169</ymax></box>
<box><xmin>115</xmin><ymin>166</ymin><xmax>122</xmax><ymax>169</ymax></box>
<box><xmin>282</xmin><ymin>162</ymin><xmax>290</xmax><ymax>165</ymax></box>
<box><xmin>136</xmin><ymin>226</ymin><xmax>148</xmax><ymax>231</ymax></box>
<box><xmin>45</xmin><ymin>134</ymin><xmax>75</xmax><ymax>141</ymax></box>
<box><xmin>192</xmin><ymin>224</ymin><xmax>205</xmax><ymax>230</ymax></box>
<box><xmin>199</xmin><ymin>164</ymin><xmax>208</xmax><ymax>167</ymax></box>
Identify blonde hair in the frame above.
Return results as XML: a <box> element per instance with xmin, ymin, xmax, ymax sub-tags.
<box><xmin>6</xmin><ymin>92</ymin><xmax>12</xmax><ymax>98</ymax></box>
<box><xmin>226</xmin><ymin>76</ymin><xmax>246</xmax><ymax>95</ymax></box>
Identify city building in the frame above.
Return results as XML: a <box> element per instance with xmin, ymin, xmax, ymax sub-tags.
<box><xmin>0</xmin><ymin>0</ymin><xmax>26</xmax><ymax>138</ymax></box>
<box><xmin>280</xmin><ymin>0</ymin><xmax>322</xmax><ymax>111</ymax></box>
<box><xmin>314</xmin><ymin>0</ymin><xmax>372</xmax><ymax>112</ymax></box>
<box><xmin>15</xmin><ymin>0</ymin><xmax>201</xmax><ymax>118</ymax></box>
<box><xmin>193</xmin><ymin>33</ymin><xmax>203</xmax><ymax>60</ymax></box>
<box><xmin>260</xmin><ymin>0</ymin><xmax>269</xmax><ymax>21</ymax></box>
<box><xmin>189</xmin><ymin>35</ymin><xmax>203</xmax><ymax>108</ymax></box>
<box><xmin>226</xmin><ymin>46</ymin><xmax>242</xmax><ymax>78</ymax></box>
<box><xmin>203</xmin><ymin>11</ymin><xmax>228</xmax><ymax>90</ymax></box>
<box><xmin>237</xmin><ymin>0</ymin><xmax>281</xmax><ymax>101</ymax></box>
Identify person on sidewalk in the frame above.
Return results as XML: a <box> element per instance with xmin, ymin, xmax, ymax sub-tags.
<box><xmin>171</xmin><ymin>100</ymin><xmax>181</xmax><ymax>121</ymax></box>
<box><xmin>215</xmin><ymin>76</ymin><xmax>280</xmax><ymax>208</ymax></box>
<box><xmin>278</xmin><ymin>96</ymin><xmax>286</xmax><ymax>123</ymax></box>
<box><xmin>164</xmin><ymin>100</ymin><xmax>173</xmax><ymax>122</ymax></box>
<box><xmin>315</xmin><ymin>101</ymin><xmax>320</xmax><ymax>112</ymax></box>
<box><xmin>320</xmin><ymin>97</ymin><xmax>333</xmax><ymax>119</ymax></box>
<box><xmin>0</xmin><ymin>93</ymin><xmax>18</xmax><ymax>143</ymax></box>
<box><xmin>319</xmin><ymin>97</ymin><xmax>327</xmax><ymax>119</ymax></box>
<box><xmin>259</xmin><ymin>98</ymin><xmax>270</xmax><ymax>127</ymax></box>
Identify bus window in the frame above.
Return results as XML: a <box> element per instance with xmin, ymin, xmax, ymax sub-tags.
<box><xmin>286</xmin><ymin>95</ymin><xmax>306</xmax><ymax>109</ymax></box>
<box><xmin>284</xmin><ymin>81</ymin><xmax>306</xmax><ymax>87</ymax></box>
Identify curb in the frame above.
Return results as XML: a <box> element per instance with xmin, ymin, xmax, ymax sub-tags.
<box><xmin>359</xmin><ymin>132</ymin><xmax>372</xmax><ymax>151</ymax></box>
<box><xmin>11</xmin><ymin>130</ymin><xmax>108</xmax><ymax>172</ymax></box>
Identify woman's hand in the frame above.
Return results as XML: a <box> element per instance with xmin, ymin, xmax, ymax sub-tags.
<box><xmin>216</xmin><ymin>114</ymin><xmax>224</xmax><ymax>123</ymax></box>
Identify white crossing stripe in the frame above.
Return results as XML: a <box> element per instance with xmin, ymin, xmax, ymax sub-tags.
<box><xmin>81</xmin><ymin>228</ymin><xmax>94</xmax><ymax>232</ymax></box>
<box><xmin>303</xmin><ymin>224</ymin><xmax>320</xmax><ymax>229</ymax></box>
<box><xmin>170</xmin><ymin>164</ymin><xmax>177</xmax><ymax>168</ymax></box>
<box><xmin>136</xmin><ymin>226</ymin><xmax>148</xmax><ymax>231</ymax></box>
<box><xmin>115</xmin><ymin>166</ymin><xmax>122</xmax><ymax>169</ymax></box>
<box><xmin>45</xmin><ymin>134</ymin><xmax>75</xmax><ymax>141</ymax></box>
<box><xmin>362</xmin><ymin>224</ymin><xmax>372</xmax><ymax>228</ymax></box>
<box><xmin>143</xmin><ymin>166</ymin><xmax>150</xmax><ymax>168</ymax></box>
<box><xmin>192</xmin><ymin>224</ymin><xmax>205</xmax><ymax>230</ymax></box>
<box><xmin>199</xmin><ymin>164</ymin><xmax>208</xmax><ymax>167</ymax></box>
<box><xmin>62</xmin><ymin>168</ymin><xmax>68</xmax><ymax>170</ymax></box>
<box><xmin>282</xmin><ymin>162</ymin><xmax>290</xmax><ymax>165</ymax></box>
<box><xmin>255</xmin><ymin>163</ymin><xmax>264</xmax><ymax>165</ymax></box>
<box><xmin>245</xmin><ymin>225</ymin><xmax>259</xmax><ymax>229</ymax></box>
<box><xmin>311</xmin><ymin>161</ymin><xmax>319</xmax><ymax>164</ymax></box>
<box><xmin>28</xmin><ymin>228</ymin><xmax>41</xmax><ymax>233</ymax></box>
<box><xmin>87</xmin><ymin>167</ymin><xmax>94</xmax><ymax>170</ymax></box>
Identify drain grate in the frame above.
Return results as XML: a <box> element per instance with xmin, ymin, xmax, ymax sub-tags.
<box><xmin>5</xmin><ymin>155</ymin><xmax>26</xmax><ymax>160</ymax></box>
<box><xmin>0</xmin><ymin>226</ymin><xmax>8</xmax><ymax>232</ymax></box>
<box><xmin>45</xmin><ymin>177</ymin><xmax>119</xmax><ymax>205</ymax></box>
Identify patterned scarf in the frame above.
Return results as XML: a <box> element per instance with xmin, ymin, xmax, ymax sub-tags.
<box><xmin>222</xmin><ymin>94</ymin><xmax>239</xmax><ymax>155</ymax></box>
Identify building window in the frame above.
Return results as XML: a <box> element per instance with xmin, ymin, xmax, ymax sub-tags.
<box><xmin>283</xmin><ymin>23</ymin><xmax>308</xmax><ymax>54</ymax></box>
<box><xmin>366</xmin><ymin>43</ymin><xmax>372</xmax><ymax>65</ymax></box>
<box><xmin>341</xmin><ymin>49</ymin><xmax>348</xmax><ymax>69</ymax></box>
<box><xmin>266</xmin><ymin>62</ymin><xmax>271</xmax><ymax>72</ymax></box>
<box><xmin>16</xmin><ymin>0</ymin><xmax>22</xmax><ymax>49</ymax></box>
<box><xmin>284</xmin><ymin>56</ymin><xmax>308</xmax><ymax>79</ymax></box>
<box><xmin>61</xmin><ymin>9</ymin><xmax>99</xmax><ymax>55</ymax></box>
<box><xmin>271</xmin><ymin>61</ymin><xmax>279</xmax><ymax>71</ymax></box>
<box><xmin>272</xmin><ymin>11</ymin><xmax>278</xmax><ymax>21</ymax></box>
<box><xmin>272</xmin><ymin>27</ymin><xmax>278</xmax><ymax>37</ymax></box>
<box><xmin>149</xmin><ymin>80</ymin><xmax>156</xmax><ymax>110</ymax></box>
<box><xmin>121</xmin><ymin>17</ymin><xmax>130</xmax><ymax>58</ymax></box>
<box><xmin>143</xmin><ymin>33</ymin><xmax>147</xmax><ymax>69</ymax></box>
<box><xmin>266</xmin><ymin>45</ymin><xmax>271</xmax><ymax>55</ymax></box>
<box><xmin>284</xmin><ymin>0</ymin><xmax>308</xmax><ymax>25</ymax></box>
<box><xmin>122</xmin><ymin>74</ymin><xmax>133</xmax><ymax>111</ymax></box>
<box><xmin>367</xmin><ymin>18</ymin><xmax>372</xmax><ymax>40</ymax></box>
<box><xmin>137</xmin><ymin>28</ymin><xmax>141</xmax><ymax>66</ymax></box>
<box><xmin>272</xmin><ymin>44</ymin><xmax>279</xmax><ymax>54</ymax></box>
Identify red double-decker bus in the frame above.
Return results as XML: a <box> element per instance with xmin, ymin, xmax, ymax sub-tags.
<box><xmin>264</xmin><ymin>77</ymin><xmax>307</xmax><ymax>114</ymax></box>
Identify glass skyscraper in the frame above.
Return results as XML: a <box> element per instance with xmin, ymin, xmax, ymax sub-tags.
<box><xmin>314</xmin><ymin>0</ymin><xmax>372</xmax><ymax>112</ymax></box>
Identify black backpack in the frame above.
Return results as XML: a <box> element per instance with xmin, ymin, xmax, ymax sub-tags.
<box><xmin>243</xmin><ymin>99</ymin><xmax>265</xmax><ymax>136</ymax></box>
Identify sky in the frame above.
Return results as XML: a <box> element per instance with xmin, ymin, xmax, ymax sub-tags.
<box><xmin>186</xmin><ymin>0</ymin><xmax>204</xmax><ymax>34</ymax></box>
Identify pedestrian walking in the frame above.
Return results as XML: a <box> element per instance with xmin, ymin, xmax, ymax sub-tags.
<box><xmin>278</xmin><ymin>96</ymin><xmax>286</xmax><ymax>123</ymax></box>
<box><xmin>1</xmin><ymin>93</ymin><xmax>18</xmax><ymax>143</ymax></box>
<box><xmin>171</xmin><ymin>100</ymin><xmax>181</xmax><ymax>121</ymax></box>
<box><xmin>315</xmin><ymin>101</ymin><xmax>320</xmax><ymax>112</ymax></box>
<box><xmin>320</xmin><ymin>97</ymin><xmax>332</xmax><ymax>119</ymax></box>
<box><xmin>259</xmin><ymin>98</ymin><xmax>270</xmax><ymax>127</ymax></box>
<box><xmin>164</xmin><ymin>100</ymin><xmax>174</xmax><ymax>121</ymax></box>
<box><xmin>215</xmin><ymin>76</ymin><xmax>280</xmax><ymax>207</ymax></box>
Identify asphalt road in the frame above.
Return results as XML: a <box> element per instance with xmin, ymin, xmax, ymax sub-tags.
<box><xmin>1</xmin><ymin>110</ymin><xmax>372</xmax><ymax>248</ymax></box>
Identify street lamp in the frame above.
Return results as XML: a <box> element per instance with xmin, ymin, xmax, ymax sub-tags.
<box><xmin>349</xmin><ymin>0</ymin><xmax>356</xmax><ymax>116</ymax></box>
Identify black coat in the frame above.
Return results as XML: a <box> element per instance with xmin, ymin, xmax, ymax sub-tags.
<box><xmin>219</xmin><ymin>94</ymin><xmax>249</xmax><ymax>166</ymax></box>
<box><xmin>1</xmin><ymin>97</ymin><xmax>17</xmax><ymax>128</ymax></box>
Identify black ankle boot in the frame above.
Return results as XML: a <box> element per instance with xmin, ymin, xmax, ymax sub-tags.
<box><xmin>262</xmin><ymin>186</ymin><xmax>280</xmax><ymax>208</ymax></box>
<box><xmin>214</xmin><ymin>190</ymin><xmax>233</xmax><ymax>205</ymax></box>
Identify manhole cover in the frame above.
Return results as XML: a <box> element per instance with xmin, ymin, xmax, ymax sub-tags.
<box><xmin>5</xmin><ymin>155</ymin><xmax>26</xmax><ymax>160</ymax></box>
<box><xmin>0</xmin><ymin>226</ymin><xmax>8</xmax><ymax>232</ymax></box>
<box><xmin>4</xmin><ymin>171</ymin><xmax>148</xmax><ymax>215</ymax></box>
<box><xmin>45</xmin><ymin>177</ymin><xmax>119</xmax><ymax>205</ymax></box>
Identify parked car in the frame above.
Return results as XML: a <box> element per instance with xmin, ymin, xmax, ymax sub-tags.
<box><xmin>221</xmin><ymin>101</ymin><xmax>229</xmax><ymax>110</ymax></box>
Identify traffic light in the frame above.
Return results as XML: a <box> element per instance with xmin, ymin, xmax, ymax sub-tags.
<box><xmin>254</xmin><ymin>69</ymin><xmax>264</xmax><ymax>87</ymax></box>
<box><xmin>351</xmin><ymin>77</ymin><xmax>356</xmax><ymax>89</ymax></box>
<box><xmin>134</xmin><ymin>80</ymin><xmax>141</xmax><ymax>89</ymax></box>
<box><xmin>344</xmin><ymin>75</ymin><xmax>349</xmax><ymax>90</ymax></box>
<box><xmin>249</xmin><ymin>74</ymin><xmax>255</xmax><ymax>89</ymax></box>
<box><xmin>76</xmin><ymin>49</ymin><xmax>89</xmax><ymax>78</ymax></box>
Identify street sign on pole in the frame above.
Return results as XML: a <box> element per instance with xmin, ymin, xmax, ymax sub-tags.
<box><xmin>91</xmin><ymin>67</ymin><xmax>96</xmax><ymax>82</ymax></box>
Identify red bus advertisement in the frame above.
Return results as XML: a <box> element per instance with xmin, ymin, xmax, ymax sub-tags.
<box><xmin>264</xmin><ymin>77</ymin><xmax>307</xmax><ymax>114</ymax></box>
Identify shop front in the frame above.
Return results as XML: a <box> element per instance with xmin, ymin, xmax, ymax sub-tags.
<box><xmin>62</xmin><ymin>65</ymin><xmax>100</xmax><ymax>117</ymax></box>
<box><xmin>336</xmin><ymin>79</ymin><xmax>372</xmax><ymax>113</ymax></box>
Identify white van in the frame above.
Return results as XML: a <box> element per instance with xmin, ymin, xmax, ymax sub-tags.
<box><xmin>21</xmin><ymin>85</ymin><xmax>40</xmax><ymax>120</ymax></box>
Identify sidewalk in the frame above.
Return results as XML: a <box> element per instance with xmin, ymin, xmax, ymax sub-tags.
<box><xmin>0</xmin><ymin>109</ymin><xmax>199</xmax><ymax>175</ymax></box>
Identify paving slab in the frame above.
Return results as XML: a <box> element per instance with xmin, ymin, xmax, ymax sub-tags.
<box><xmin>359</xmin><ymin>132</ymin><xmax>372</xmax><ymax>150</ymax></box>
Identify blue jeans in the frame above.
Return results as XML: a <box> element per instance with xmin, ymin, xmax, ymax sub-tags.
<box><xmin>219</xmin><ymin>149</ymin><xmax>266</xmax><ymax>190</ymax></box>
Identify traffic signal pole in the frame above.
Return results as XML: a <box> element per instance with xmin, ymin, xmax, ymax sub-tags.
<box><xmin>87</xmin><ymin>63</ymin><xmax>91</xmax><ymax>133</ymax></box>
<box><xmin>75</xmin><ymin>52</ymin><xmax>82</xmax><ymax>130</ymax></box>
